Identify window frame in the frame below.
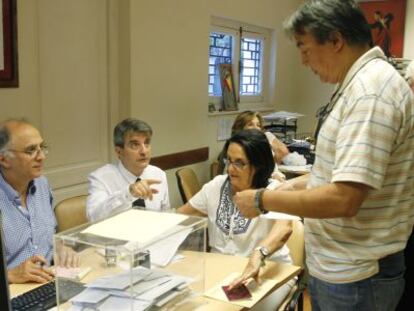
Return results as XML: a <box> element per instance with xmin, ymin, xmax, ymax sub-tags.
<box><xmin>239</xmin><ymin>31</ymin><xmax>267</xmax><ymax>103</ymax></box>
<box><xmin>208</xmin><ymin>25</ymin><xmax>239</xmax><ymax>106</ymax></box>
<box><xmin>208</xmin><ymin>18</ymin><xmax>270</xmax><ymax>107</ymax></box>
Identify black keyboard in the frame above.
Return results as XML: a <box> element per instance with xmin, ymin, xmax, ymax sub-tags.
<box><xmin>11</xmin><ymin>281</ymin><xmax>56</xmax><ymax>311</ymax></box>
<box><xmin>11</xmin><ymin>279</ymin><xmax>85</xmax><ymax>311</ymax></box>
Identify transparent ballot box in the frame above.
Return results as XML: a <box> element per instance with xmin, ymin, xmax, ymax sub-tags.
<box><xmin>53</xmin><ymin>209</ymin><xmax>207</xmax><ymax>310</ymax></box>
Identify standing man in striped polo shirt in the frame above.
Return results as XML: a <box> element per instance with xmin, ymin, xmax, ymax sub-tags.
<box><xmin>397</xmin><ymin>60</ymin><xmax>414</xmax><ymax>311</ymax></box>
<box><xmin>234</xmin><ymin>1</ymin><xmax>414</xmax><ymax>310</ymax></box>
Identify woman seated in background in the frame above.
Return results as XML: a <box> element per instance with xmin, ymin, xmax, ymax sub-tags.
<box><xmin>178</xmin><ymin>129</ymin><xmax>294</xmax><ymax>309</ymax></box>
<box><xmin>217</xmin><ymin>110</ymin><xmax>289</xmax><ymax>180</ymax></box>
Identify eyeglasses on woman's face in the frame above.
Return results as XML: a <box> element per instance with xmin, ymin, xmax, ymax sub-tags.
<box><xmin>223</xmin><ymin>158</ymin><xmax>250</xmax><ymax>170</ymax></box>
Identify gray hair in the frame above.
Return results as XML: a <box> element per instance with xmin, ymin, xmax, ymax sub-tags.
<box><xmin>0</xmin><ymin>125</ymin><xmax>10</xmax><ymax>154</ymax></box>
<box><xmin>113</xmin><ymin>118</ymin><xmax>153</xmax><ymax>148</ymax></box>
<box><xmin>0</xmin><ymin>118</ymin><xmax>31</xmax><ymax>154</ymax></box>
<box><xmin>405</xmin><ymin>60</ymin><xmax>414</xmax><ymax>85</ymax></box>
<box><xmin>283</xmin><ymin>0</ymin><xmax>372</xmax><ymax>46</ymax></box>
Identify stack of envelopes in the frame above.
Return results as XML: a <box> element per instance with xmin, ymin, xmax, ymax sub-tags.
<box><xmin>68</xmin><ymin>266</ymin><xmax>193</xmax><ymax>311</ymax></box>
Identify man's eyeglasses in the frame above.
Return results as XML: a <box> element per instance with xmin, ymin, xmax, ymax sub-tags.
<box><xmin>7</xmin><ymin>144</ymin><xmax>49</xmax><ymax>158</ymax></box>
<box><xmin>223</xmin><ymin>158</ymin><xmax>249</xmax><ymax>170</ymax></box>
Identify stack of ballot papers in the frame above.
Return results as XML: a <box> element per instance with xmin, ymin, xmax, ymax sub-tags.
<box><xmin>68</xmin><ymin>266</ymin><xmax>193</xmax><ymax>311</ymax></box>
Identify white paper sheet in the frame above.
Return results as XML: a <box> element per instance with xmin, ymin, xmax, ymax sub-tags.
<box><xmin>147</xmin><ymin>226</ymin><xmax>192</xmax><ymax>267</ymax></box>
<box><xmin>70</xmin><ymin>288</ymin><xmax>110</xmax><ymax>304</ymax></box>
<box><xmin>260</xmin><ymin>212</ymin><xmax>300</xmax><ymax>221</ymax></box>
<box><xmin>218</xmin><ymin>118</ymin><xmax>233</xmax><ymax>141</ymax></box>
<box><xmin>154</xmin><ymin>289</ymin><xmax>182</xmax><ymax>307</ymax></box>
<box><xmin>204</xmin><ymin>272</ymin><xmax>279</xmax><ymax>308</ymax></box>
<box><xmin>98</xmin><ymin>296</ymin><xmax>152</xmax><ymax>311</ymax></box>
<box><xmin>86</xmin><ymin>267</ymin><xmax>152</xmax><ymax>290</ymax></box>
<box><xmin>137</xmin><ymin>278</ymin><xmax>186</xmax><ymax>301</ymax></box>
<box><xmin>279</xmin><ymin>164</ymin><xmax>312</xmax><ymax>174</ymax></box>
<box><xmin>109</xmin><ymin>276</ymin><xmax>171</xmax><ymax>298</ymax></box>
<box><xmin>81</xmin><ymin>210</ymin><xmax>188</xmax><ymax>244</ymax></box>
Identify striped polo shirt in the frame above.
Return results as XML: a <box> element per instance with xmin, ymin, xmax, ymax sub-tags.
<box><xmin>306</xmin><ymin>47</ymin><xmax>414</xmax><ymax>283</ymax></box>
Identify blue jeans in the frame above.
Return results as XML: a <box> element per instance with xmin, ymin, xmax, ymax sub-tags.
<box><xmin>308</xmin><ymin>251</ymin><xmax>405</xmax><ymax>311</ymax></box>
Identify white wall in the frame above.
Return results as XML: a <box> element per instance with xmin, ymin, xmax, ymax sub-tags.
<box><xmin>0</xmin><ymin>0</ymin><xmax>110</xmax><ymax>203</ymax></box>
<box><xmin>128</xmin><ymin>0</ymin><xmax>302</xmax><ymax>207</ymax></box>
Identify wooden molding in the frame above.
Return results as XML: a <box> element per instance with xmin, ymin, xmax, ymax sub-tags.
<box><xmin>150</xmin><ymin>147</ymin><xmax>209</xmax><ymax>171</ymax></box>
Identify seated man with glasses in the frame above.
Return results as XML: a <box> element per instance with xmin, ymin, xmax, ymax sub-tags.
<box><xmin>177</xmin><ymin>129</ymin><xmax>294</xmax><ymax>309</ymax></box>
<box><xmin>0</xmin><ymin>119</ymin><xmax>78</xmax><ymax>284</ymax></box>
<box><xmin>87</xmin><ymin>118</ymin><xmax>170</xmax><ymax>222</ymax></box>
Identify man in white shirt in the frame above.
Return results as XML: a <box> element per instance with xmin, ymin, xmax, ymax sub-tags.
<box><xmin>87</xmin><ymin>118</ymin><xmax>170</xmax><ymax>222</ymax></box>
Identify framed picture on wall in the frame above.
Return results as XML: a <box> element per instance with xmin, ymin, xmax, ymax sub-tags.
<box><xmin>0</xmin><ymin>0</ymin><xmax>18</xmax><ymax>87</ymax></box>
<box><xmin>358</xmin><ymin>0</ymin><xmax>407</xmax><ymax>58</ymax></box>
<box><xmin>219</xmin><ymin>63</ymin><xmax>238</xmax><ymax>111</ymax></box>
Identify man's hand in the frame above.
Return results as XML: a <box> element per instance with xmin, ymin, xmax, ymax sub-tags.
<box><xmin>55</xmin><ymin>245</ymin><xmax>80</xmax><ymax>268</ymax></box>
<box><xmin>228</xmin><ymin>251</ymin><xmax>262</xmax><ymax>290</ymax></box>
<box><xmin>272</xmin><ymin>137</ymin><xmax>289</xmax><ymax>164</ymax></box>
<box><xmin>7</xmin><ymin>255</ymin><xmax>54</xmax><ymax>284</ymax></box>
<box><xmin>271</xmin><ymin>171</ymin><xmax>286</xmax><ymax>182</ymax></box>
<box><xmin>129</xmin><ymin>179</ymin><xmax>161</xmax><ymax>200</ymax></box>
<box><xmin>233</xmin><ymin>189</ymin><xmax>260</xmax><ymax>219</ymax></box>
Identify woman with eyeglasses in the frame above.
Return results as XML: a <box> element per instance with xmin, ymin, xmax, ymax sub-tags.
<box><xmin>178</xmin><ymin>129</ymin><xmax>294</xmax><ymax>309</ymax></box>
<box><xmin>216</xmin><ymin>111</ymin><xmax>290</xmax><ymax>181</ymax></box>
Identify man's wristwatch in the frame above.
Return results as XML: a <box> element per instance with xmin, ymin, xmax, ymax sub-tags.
<box><xmin>254</xmin><ymin>188</ymin><xmax>268</xmax><ymax>214</ymax></box>
<box><xmin>254</xmin><ymin>246</ymin><xmax>270</xmax><ymax>266</ymax></box>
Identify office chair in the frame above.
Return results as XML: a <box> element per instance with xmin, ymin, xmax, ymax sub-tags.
<box><xmin>210</xmin><ymin>160</ymin><xmax>220</xmax><ymax>180</ymax></box>
<box><xmin>54</xmin><ymin>195</ymin><xmax>88</xmax><ymax>232</ymax></box>
<box><xmin>278</xmin><ymin>219</ymin><xmax>305</xmax><ymax>311</ymax></box>
<box><xmin>175</xmin><ymin>168</ymin><xmax>201</xmax><ymax>204</ymax></box>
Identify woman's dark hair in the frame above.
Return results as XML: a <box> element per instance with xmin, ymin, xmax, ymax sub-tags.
<box><xmin>284</xmin><ymin>0</ymin><xmax>372</xmax><ymax>47</ymax></box>
<box><xmin>223</xmin><ymin>129</ymin><xmax>274</xmax><ymax>188</ymax></box>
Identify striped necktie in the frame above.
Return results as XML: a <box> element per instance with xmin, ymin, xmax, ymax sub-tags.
<box><xmin>132</xmin><ymin>177</ymin><xmax>146</xmax><ymax>208</ymax></box>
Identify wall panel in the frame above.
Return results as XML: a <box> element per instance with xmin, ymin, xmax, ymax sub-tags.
<box><xmin>37</xmin><ymin>0</ymin><xmax>110</xmax><ymax>201</ymax></box>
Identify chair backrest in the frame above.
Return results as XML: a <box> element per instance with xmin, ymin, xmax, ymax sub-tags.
<box><xmin>55</xmin><ymin>195</ymin><xmax>88</xmax><ymax>232</ymax></box>
<box><xmin>286</xmin><ymin>220</ymin><xmax>305</xmax><ymax>268</ymax></box>
<box><xmin>210</xmin><ymin>160</ymin><xmax>220</xmax><ymax>180</ymax></box>
<box><xmin>175</xmin><ymin>168</ymin><xmax>201</xmax><ymax>204</ymax></box>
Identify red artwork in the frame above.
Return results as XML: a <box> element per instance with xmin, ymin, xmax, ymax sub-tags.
<box><xmin>359</xmin><ymin>0</ymin><xmax>407</xmax><ymax>58</ymax></box>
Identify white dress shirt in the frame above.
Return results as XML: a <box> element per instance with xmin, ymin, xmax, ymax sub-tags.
<box><xmin>87</xmin><ymin>161</ymin><xmax>170</xmax><ymax>221</ymax></box>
